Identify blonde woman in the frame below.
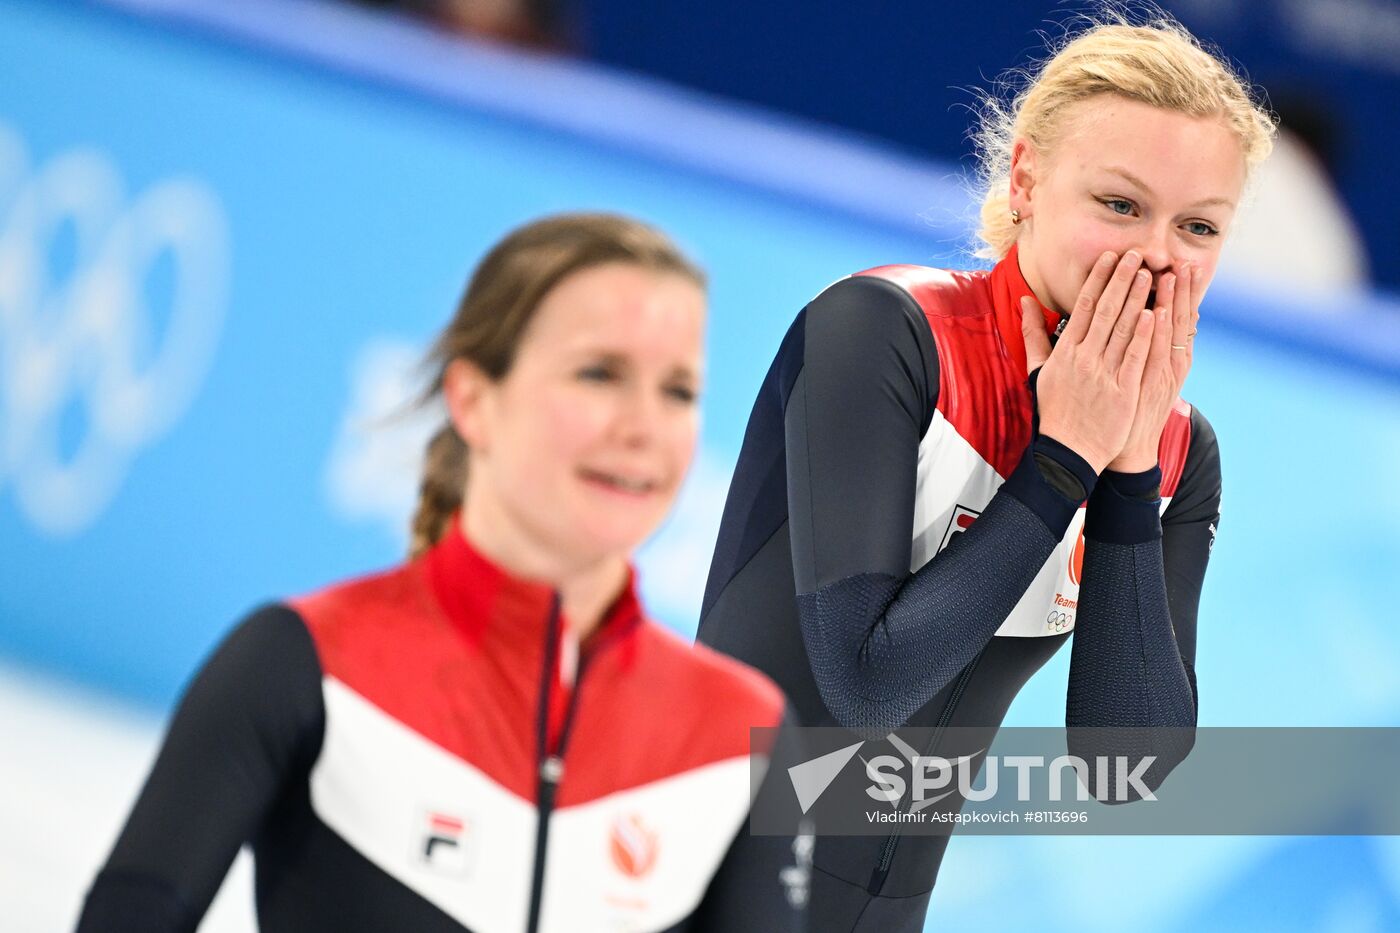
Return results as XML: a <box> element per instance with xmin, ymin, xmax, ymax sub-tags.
<box><xmin>698</xmin><ymin>14</ymin><xmax>1275</xmax><ymax>931</ymax></box>
<box><xmin>79</xmin><ymin>214</ymin><xmax>804</xmax><ymax>932</ymax></box>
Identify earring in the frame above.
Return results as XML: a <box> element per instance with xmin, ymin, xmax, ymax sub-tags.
<box><xmin>1010</xmin><ymin>209</ymin><xmax>1022</xmax><ymax>225</ymax></box>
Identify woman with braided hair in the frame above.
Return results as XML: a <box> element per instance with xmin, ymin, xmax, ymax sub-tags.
<box><xmin>80</xmin><ymin>213</ymin><xmax>805</xmax><ymax>933</ymax></box>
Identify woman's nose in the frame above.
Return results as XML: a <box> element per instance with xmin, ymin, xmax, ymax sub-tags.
<box><xmin>614</xmin><ymin>384</ymin><xmax>660</xmax><ymax>448</ymax></box>
<box><xmin>1138</xmin><ymin>225</ymin><xmax>1173</xmax><ymax>277</ymax></box>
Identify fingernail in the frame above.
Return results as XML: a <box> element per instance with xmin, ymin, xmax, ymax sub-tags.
<box><xmin>1125</xmin><ymin>250</ymin><xmax>1141</xmax><ymax>265</ymax></box>
<box><xmin>1136</xmin><ymin>269</ymin><xmax>1149</xmax><ymax>284</ymax></box>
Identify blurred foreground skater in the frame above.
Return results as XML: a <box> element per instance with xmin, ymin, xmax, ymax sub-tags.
<box><xmin>80</xmin><ymin>214</ymin><xmax>805</xmax><ymax>932</ymax></box>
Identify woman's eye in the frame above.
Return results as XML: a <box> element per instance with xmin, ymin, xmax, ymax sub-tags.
<box><xmin>577</xmin><ymin>365</ymin><xmax>616</xmax><ymax>383</ymax></box>
<box><xmin>665</xmin><ymin>384</ymin><xmax>697</xmax><ymax>404</ymax></box>
<box><xmin>1184</xmin><ymin>221</ymin><xmax>1219</xmax><ymax>237</ymax></box>
<box><xmin>1102</xmin><ymin>198</ymin><xmax>1135</xmax><ymax>216</ymax></box>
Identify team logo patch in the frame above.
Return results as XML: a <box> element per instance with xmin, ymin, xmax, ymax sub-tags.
<box><xmin>609</xmin><ymin>812</ymin><xmax>659</xmax><ymax>879</ymax></box>
<box><xmin>417</xmin><ymin>809</ymin><xmax>474</xmax><ymax>877</ymax></box>
<box><xmin>1067</xmin><ymin>526</ymin><xmax>1086</xmax><ymax>586</ymax></box>
<box><xmin>938</xmin><ymin>504</ymin><xmax>982</xmax><ymax>553</ymax></box>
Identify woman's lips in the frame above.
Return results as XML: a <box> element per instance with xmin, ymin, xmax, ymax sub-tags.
<box><xmin>578</xmin><ymin>468</ymin><xmax>657</xmax><ymax>497</ymax></box>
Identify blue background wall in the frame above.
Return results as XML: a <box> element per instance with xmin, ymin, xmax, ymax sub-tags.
<box><xmin>2</xmin><ymin>0</ymin><xmax>1398</xmax><ymax>929</ymax></box>
<box><xmin>578</xmin><ymin>0</ymin><xmax>1400</xmax><ymax>291</ymax></box>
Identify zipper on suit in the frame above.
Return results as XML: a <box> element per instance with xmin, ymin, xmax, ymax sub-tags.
<box><xmin>866</xmin><ymin>647</ymin><xmax>986</xmax><ymax>895</ymax></box>
<box><xmin>525</xmin><ymin>594</ymin><xmax>590</xmax><ymax>933</ymax></box>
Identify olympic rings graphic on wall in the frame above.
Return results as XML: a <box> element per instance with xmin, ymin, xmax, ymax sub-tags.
<box><xmin>0</xmin><ymin>123</ymin><xmax>230</xmax><ymax>536</ymax></box>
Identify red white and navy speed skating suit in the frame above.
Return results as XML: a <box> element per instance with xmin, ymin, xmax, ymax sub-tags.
<box><xmin>79</xmin><ymin>521</ymin><xmax>805</xmax><ymax>933</ymax></box>
<box><xmin>698</xmin><ymin>246</ymin><xmax>1218</xmax><ymax>931</ymax></box>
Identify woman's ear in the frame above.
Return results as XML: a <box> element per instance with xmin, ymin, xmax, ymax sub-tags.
<box><xmin>1009</xmin><ymin>137</ymin><xmax>1037</xmax><ymax>219</ymax></box>
<box><xmin>443</xmin><ymin>358</ymin><xmax>493</xmax><ymax>451</ymax></box>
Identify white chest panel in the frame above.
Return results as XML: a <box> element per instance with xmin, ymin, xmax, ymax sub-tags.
<box><xmin>911</xmin><ymin>409</ymin><xmax>1169</xmax><ymax>637</ymax></box>
<box><xmin>311</xmin><ymin>677</ymin><xmax>761</xmax><ymax>933</ymax></box>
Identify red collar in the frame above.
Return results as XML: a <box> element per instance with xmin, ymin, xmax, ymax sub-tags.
<box><xmin>422</xmin><ymin>515</ymin><xmax>644</xmax><ymax>660</ymax></box>
<box><xmin>989</xmin><ymin>243</ymin><xmax>1059</xmax><ymax>375</ymax></box>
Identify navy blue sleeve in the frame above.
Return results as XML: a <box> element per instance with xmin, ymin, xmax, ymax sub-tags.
<box><xmin>77</xmin><ymin>605</ymin><xmax>324</xmax><ymax>933</ymax></box>
<box><xmin>1065</xmin><ymin>407</ymin><xmax>1221</xmax><ymax>797</ymax></box>
<box><xmin>1159</xmin><ymin>407</ymin><xmax>1221</xmax><ymax>693</ymax></box>
<box><xmin>787</xmin><ymin>276</ymin><xmax>1097</xmax><ymax>734</ymax></box>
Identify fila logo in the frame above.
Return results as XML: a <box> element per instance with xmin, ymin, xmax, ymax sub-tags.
<box><xmin>609</xmin><ymin>812</ymin><xmax>659</xmax><ymax>879</ymax></box>
<box><xmin>417</xmin><ymin>810</ymin><xmax>474</xmax><ymax>877</ymax></box>
<box><xmin>938</xmin><ymin>505</ymin><xmax>982</xmax><ymax>553</ymax></box>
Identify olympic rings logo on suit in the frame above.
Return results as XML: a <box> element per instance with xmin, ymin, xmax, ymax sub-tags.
<box><xmin>1045</xmin><ymin>610</ymin><xmax>1071</xmax><ymax>632</ymax></box>
<box><xmin>0</xmin><ymin>123</ymin><xmax>230</xmax><ymax>536</ymax></box>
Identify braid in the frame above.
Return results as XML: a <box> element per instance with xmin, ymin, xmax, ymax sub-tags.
<box><xmin>409</xmin><ymin>424</ymin><xmax>468</xmax><ymax>558</ymax></box>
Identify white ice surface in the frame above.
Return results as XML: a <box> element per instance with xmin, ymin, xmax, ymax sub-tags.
<box><xmin>0</xmin><ymin>660</ymin><xmax>255</xmax><ymax>932</ymax></box>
